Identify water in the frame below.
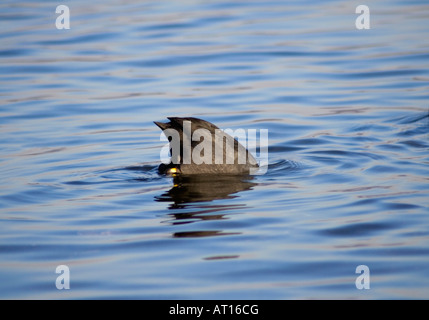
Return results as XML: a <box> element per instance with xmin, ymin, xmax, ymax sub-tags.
<box><xmin>1</xmin><ymin>0</ymin><xmax>428</xmax><ymax>299</ymax></box>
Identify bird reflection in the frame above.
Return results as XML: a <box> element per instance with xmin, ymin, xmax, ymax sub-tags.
<box><xmin>155</xmin><ymin>174</ymin><xmax>256</xmax><ymax>208</ymax></box>
<box><xmin>155</xmin><ymin>175</ymin><xmax>256</xmax><ymax>240</ymax></box>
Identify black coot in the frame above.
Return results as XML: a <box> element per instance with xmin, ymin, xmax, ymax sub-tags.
<box><xmin>154</xmin><ymin>117</ymin><xmax>258</xmax><ymax>175</ymax></box>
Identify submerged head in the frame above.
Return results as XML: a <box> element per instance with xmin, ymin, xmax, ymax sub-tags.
<box><xmin>154</xmin><ymin>117</ymin><xmax>259</xmax><ymax>175</ymax></box>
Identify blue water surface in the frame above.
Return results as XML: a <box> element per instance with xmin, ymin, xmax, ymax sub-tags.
<box><xmin>0</xmin><ymin>0</ymin><xmax>428</xmax><ymax>299</ymax></box>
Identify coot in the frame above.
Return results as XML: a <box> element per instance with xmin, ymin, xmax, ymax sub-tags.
<box><xmin>154</xmin><ymin>117</ymin><xmax>258</xmax><ymax>175</ymax></box>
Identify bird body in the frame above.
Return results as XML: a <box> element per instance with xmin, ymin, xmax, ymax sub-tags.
<box><xmin>154</xmin><ymin>117</ymin><xmax>258</xmax><ymax>175</ymax></box>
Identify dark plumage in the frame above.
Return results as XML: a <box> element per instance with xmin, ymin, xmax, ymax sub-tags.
<box><xmin>154</xmin><ymin>117</ymin><xmax>258</xmax><ymax>175</ymax></box>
